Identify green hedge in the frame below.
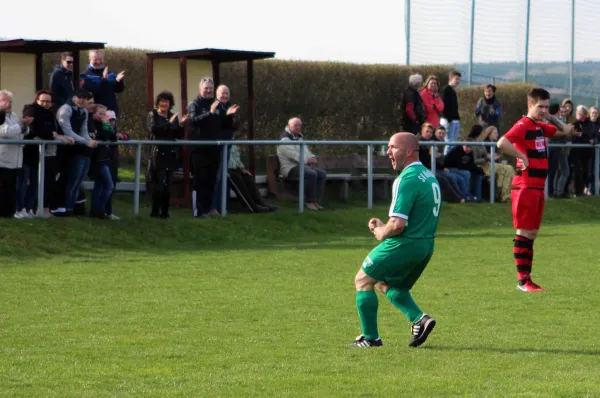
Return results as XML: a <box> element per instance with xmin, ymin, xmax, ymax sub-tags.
<box><xmin>41</xmin><ymin>48</ymin><xmax>536</xmax><ymax>160</ymax></box>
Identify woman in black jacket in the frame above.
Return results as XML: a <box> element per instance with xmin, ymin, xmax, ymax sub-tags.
<box><xmin>147</xmin><ymin>91</ymin><xmax>186</xmax><ymax>218</ymax></box>
<box><xmin>19</xmin><ymin>90</ymin><xmax>72</xmax><ymax>217</ymax></box>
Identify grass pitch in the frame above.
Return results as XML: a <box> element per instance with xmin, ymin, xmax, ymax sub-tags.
<box><xmin>1</xmin><ymin>196</ymin><xmax>600</xmax><ymax>397</ymax></box>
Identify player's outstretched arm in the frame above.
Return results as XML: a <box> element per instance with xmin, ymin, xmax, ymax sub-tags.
<box><xmin>497</xmin><ymin>137</ymin><xmax>529</xmax><ymax>170</ymax></box>
<box><xmin>371</xmin><ymin>217</ymin><xmax>407</xmax><ymax>241</ymax></box>
<box><xmin>545</xmin><ymin>115</ymin><xmax>575</xmax><ymax>137</ymax></box>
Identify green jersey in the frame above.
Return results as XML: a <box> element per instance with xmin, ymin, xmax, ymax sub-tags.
<box><xmin>387</xmin><ymin>161</ymin><xmax>441</xmax><ymax>240</ymax></box>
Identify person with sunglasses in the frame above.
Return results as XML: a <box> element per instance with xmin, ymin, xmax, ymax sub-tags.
<box><xmin>50</xmin><ymin>52</ymin><xmax>75</xmax><ymax>114</ymax></box>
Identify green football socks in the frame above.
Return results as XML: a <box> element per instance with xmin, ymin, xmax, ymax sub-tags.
<box><xmin>386</xmin><ymin>287</ymin><xmax>423</xmax><ymax>324</ymax></box>
<box><xmin>356</xmin><ymin>290</ymin><xmax>379</xmax><ymax>340</ymax></box>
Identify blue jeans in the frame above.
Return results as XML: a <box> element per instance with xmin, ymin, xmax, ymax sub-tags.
<box><xmin>16</xmin><ymin>163</ymin><xmax>38</xmax><ymax>212</ymax></box>
<box><xmin>210</xmin><ymin>147</ymin><xmax>231</xmax><ymax>212</ymax></box>
<box><xmin>448</xmin><ymin>168</ymin><xmax>472</xmax><ymax>199</ymax></box>
<box><xmin>444</xmin><ymin>120</ymin><xmax>460</xmax><ymax>155</ymax></box>
<box><xmin>91</xmin><ymin>162</ymin><xmax>114</xmax><ymax>215</ymax></box>
<box><xmin>439</xmin><ymin>170</ymin><xmax>468</xmax><ymax>198</ymax></box>
<box><xmin>471</xmin><ymin>173</ymin><xmax>483</xmax><ymax>201</ymax></box>
<box><xmin>65</xmin><ymin>155</ymin><xmax>91</xmax><ymax>211</ymax></box>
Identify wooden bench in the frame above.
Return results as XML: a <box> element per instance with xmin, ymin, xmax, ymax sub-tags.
<box><xmin>266</xmin><ymin>154</ymin><xmax>396</xmax><ymax>201</ymax></box>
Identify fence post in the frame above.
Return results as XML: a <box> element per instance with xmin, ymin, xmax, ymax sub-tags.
<box><xmin>134</xmin><ymin>143</ymin><xmax>141</xmax><ymax>216</ymax></box>
<box><xmin>489</xmin><ymin>144</ymin><xmax>496</xmax><ymax>204</ymax></box>
<box><xmin>569</xmin><ymin>0</ymin><xmax>575</xmax><ymax>98</ymax></box>
<box><xmin>468</xmin><ymin>0</ymin><xmax>476</xmax><ymax>85</ymax></box>
<box><xmin>545</xmin><ymin>147</ymin><xmax>550</xmax><ymax>199</ymax></box>
<box><xmin>220</xmin><ymin>144</ymin><xmax>228</xmax><ymax>217</ymax></box>
<box><xmin>430</xmin><ymin>144</ymin><xmax>437</xmax><ymax>175</ymax></box>
<box><xmin>36</xmin><ymin>143</ymin><xmax>46</xmax><ymax>217</ymax></box>
<box><xmin>524</xmin><ymin>0</ymin><xmax>531</xmax><ymax>82</ymax></box>
<box><xmin>299</xmin><ymin>143</ymin><xmax>305</xmax><ymax>213</ymax></box>
<box><xmin>595</xmin><ymin>145</ymin><xmax>600</xmax><ymax>196</ymax></box>
<box><xmin>405</xmin><ymin>0</ymin><xmax>411</xmax><ymax>65</ymax></box>
<box><xmin>368</xmin><ymin>144</ymin><xmax>373</xmax><ymax>209</ymax></box>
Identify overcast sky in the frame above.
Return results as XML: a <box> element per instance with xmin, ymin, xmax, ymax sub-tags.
<box><xmin>1</xmin><ymin>0</ymin><xmax>598</xmax><ymax>65</ymax></box>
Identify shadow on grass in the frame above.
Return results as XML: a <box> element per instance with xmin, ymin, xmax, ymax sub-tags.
<box><xmin>422</xmin><ymin>345</ymin><xmax>600</xmax><ymax>357</ymax></box>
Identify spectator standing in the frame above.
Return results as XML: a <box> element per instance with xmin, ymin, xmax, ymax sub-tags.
<box><xmin>57</xmin><ymin>88</ymin><xmax>97</xmax><ymax>215</ymax></box>
<box><xmin>588</xmin><ymin>106</ymin><xmax>600</xmax><ymax>194</ymax></box>
<box><xmin>547</xmin><ymin>104</ymin><xmax>571</xmax><ymax>198</ymax></box>
<box><xmin>475</xmin><ymin>84</ymin><xmax>502</xmax><ymax>129</ymax></box>
<box><xmin>88</xmin><ymin>105</ymin><xmax>116</xmax><ymax>219</ymax></box>
<box><xmin>18</xmin><ymin>91</ymin><xmax>72</xmax><ymax>218</ymax></box>
<box><xmin>209</xmin><ymin>85</ymin><xmax>240</xmax><ymax>216</ymax></box>
<box><xmin>401</xmin><ymin>74</ymin><xmax>425</xmax><ymax>134</ymax></box>
<box><xmin>0</xmin><ymin>90</ymin><xmax>33</xmax><ymax>218</ymax></box>
<box><xmin>103</xmin><ymin>111</ymin><xmax>128</xmax><ymax>220</ymax></box>
<box><xmin>187</xmin><ymin>77</ymin><xmax>221</xmax><ymax>218</ymax></box>
<box><xmin>571</xmin><ymin>105</ymin><xmax>595</xmax><ymax>196</ymax></box>
<box><xmin>147</xmin><ymin>91</ymin><xmax>186</xmax><ymax>218</ymax></box>
<box><xmin>80</xmin><ymin>50</ymin><xmax>125</xmax><ymax>116</ymax></box>
<box><xmin>277</xmin><ymin>117</ymin><xmax>327</xmax><ymax>211</ymax></box>
<box><xmin>420</xmin><ymin>75</ymin><xmax>444</xmax><ymax>128</ymax></box>
<box><xmin>50</xmin><ymin>52</ymin><xmax>75</xmax><ymax>113</ymax></box>
<box><xmin>441</xmin><ymin>70</ymin><xmax>462</xmax><ymax>154</ymax></box>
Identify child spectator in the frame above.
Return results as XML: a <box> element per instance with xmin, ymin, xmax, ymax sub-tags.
<box><xmin>88</xmin><ymin>105</ymin><xmax>116</xmax><ymax>219</ymax></box>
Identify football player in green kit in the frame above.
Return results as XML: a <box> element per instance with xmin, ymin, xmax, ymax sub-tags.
<box><xmin>349</xmin><ymin>133</ymin><xmax>441</xmax><ymax>348</ymax></box>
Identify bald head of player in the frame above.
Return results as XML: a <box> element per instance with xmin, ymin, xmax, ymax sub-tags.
<box><xmin>387</xmin><ymin>132</ymin><xmax>420</xmax><ymax>172</ymax></box>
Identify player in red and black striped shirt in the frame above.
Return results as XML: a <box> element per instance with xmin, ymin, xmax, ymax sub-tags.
<box><xmin>497</xmin><ymin>88</ymin><xmax>577</xmax><ymax>292</ymax></box>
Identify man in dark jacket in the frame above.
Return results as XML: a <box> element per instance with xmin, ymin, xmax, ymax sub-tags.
<box><xmin>80</xmin><ymin>50</ymin><xmax>125</xmax><ymax>116</ymax></box>
<box><xmin>50</xmin><ymin>52</ymin><xmax>75</xmax><ymax>114</ymax></box>
<box><xmin>401</xmin><ymin>74</ymin><xmax>425</xmax><ymax>135</ymax></box>
<box><xmin>441</xmin><ymin>70</ymin><xmax>462</xmax><ymax>154</ymax></box>
<box><xmin>187</xmin><ymin>77</ymin><xmax>222</xmax><ymax>218</ymax></box>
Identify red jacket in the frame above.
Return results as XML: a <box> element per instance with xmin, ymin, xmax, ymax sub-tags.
<box><xmin>420</xmin><ymin>88</ymin><xmax>445</xmax><ymax>128</ymax></box>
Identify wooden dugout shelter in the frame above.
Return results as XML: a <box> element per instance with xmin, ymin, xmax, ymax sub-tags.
<box><xmin>0</xmin><ymin>39</ymin><xmax>105</xmax><ymax>115</ymax></box>
<box><xmin>146</xmin><ymin>48</ymin><xmax>275</xmax><ymax>206</ymax></box>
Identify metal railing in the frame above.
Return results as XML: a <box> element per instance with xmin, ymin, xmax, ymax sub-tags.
<box><xmin>1</xmin><ymin>139</ymin><xmax>598</xmax><ymax>217</ymax></box>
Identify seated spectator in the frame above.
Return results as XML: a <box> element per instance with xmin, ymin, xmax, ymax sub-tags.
<box><xmin>88</xmin><ymin>104</ymin><xmax>116</xmax><ymax>219</ymax></box>
<box><xmin>277</xmin><ymin>117</ymin><xmax>327</xmax><ymax>211</ymax></box>
<box><xmin>147</xmin><ymin>91</ymin><xmax>186</xmax><ymax>218</ymax></box>
<box><xmin>433</xmin><ymin>126</ymin><xmax>472</xmax><ymax>200</ymax></box>
<box><xmin>417</xmin><ymin>123</ymin><xmax>464</xmax><ymax>203</ymax></box>
<box><xmin>18</xmin><ymin>91</ymin><xmax>73</xmax><ymax>218</ymax></box>
<box><xmin>471</xmin><ymin>125</ymin><xmax>515</xmax><ymax>202</ymax></box>
<box><xmin>0</xmin><ymin>90</ymin><xmax>33</xmax><ymax>218</ymax></box>
<box><xmin>420</xmin><ymin>75</ymin><xmax>444</xmax><ymax>128</ymax></box>
<box><xmin>475</xmin><ymin>84</ymin><xmax>502</xmax><ymax>129</ymax></box>
<box><xmin>57</xmin><ymin>88</ymin><xmax>98</xmax><ymax>215</ymax></box>
<box><xmin>444</xmin><ymin>139</ymin><xmax>484</xmax><ymax>202</ymax></box>
<box><xmin>228</xmin><ymin>145</ymin><xmax>277</xmax><ymax>212</ymax></box>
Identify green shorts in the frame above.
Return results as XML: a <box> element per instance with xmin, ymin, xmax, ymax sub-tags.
<box><xmin>361</xmin><ymin>238</ymin><xmax>435</xmax><ymax>289</ymax></box>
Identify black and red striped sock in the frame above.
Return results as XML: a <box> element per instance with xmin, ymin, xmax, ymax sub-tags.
<box><xmin>513</xmin><ymin>235</ymin><xmax>534</xmax><ymax>285</ymax></box>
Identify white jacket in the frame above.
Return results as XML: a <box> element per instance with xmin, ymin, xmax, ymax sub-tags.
<box><xmin>0</xmin><ymin>112</ymin><xmax>28</xmax><ymax>169</ymax></box>
<box><xmin>276</xmin><ymin>130</ymin><xmax>316</xmax><ymax>178</ymax></box>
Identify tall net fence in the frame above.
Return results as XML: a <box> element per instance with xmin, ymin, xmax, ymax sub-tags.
<box><xmin>407</xmin><ymin>0</ymin><xmax>600</xmax><ymax>106</ymax></box>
